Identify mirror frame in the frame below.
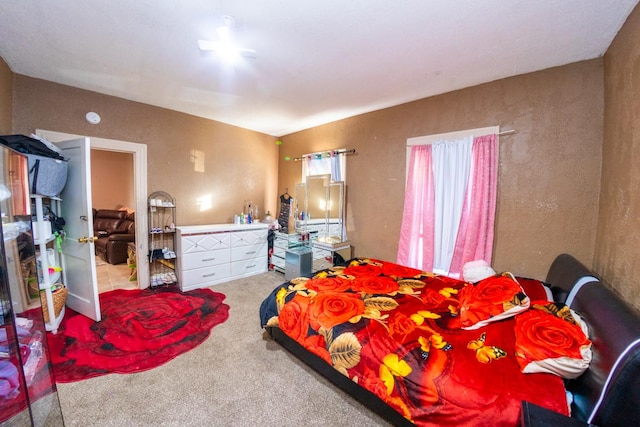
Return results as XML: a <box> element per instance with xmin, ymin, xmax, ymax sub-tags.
<box><xmin>296</xmin><ymin>174</ymin><xmax>345</xmax><ymax>242</ymax></box>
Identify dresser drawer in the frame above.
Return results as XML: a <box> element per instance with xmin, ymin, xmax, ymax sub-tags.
<box><xmin>180</xmin><ymin>232</ymin><xmax>230</xmax><ymax>254</ymax></box>
<box><xmin>313</xmin><ymin>257</ymin><xmax>333</xmax><ymax>272</ymax></box>
<box><xmin>231</xmin><ymin>229</ymin><xmax>267</xmax><ymax>247</ymax></box>
<box><xmin>182</xmin><ymin>248</ymin><xmax>230</xmax><ymax>270</ymax></box>
<box><xmin>306</xmin><ymin>224</ymin><xmax>325</xmax><ymax>234</ymax></box>
<box><xmin>271</xmin><ymin>255</ymin><xmax>285</xmax><ymax>269</ymax></box>
<box><xmin>273</xmin><ymin>246</ymin><xmax>286</xmax><ymax>258</ymax></box>
<box><xmin>231</xmin><ymin>257</ymin><xmax>266</xmax><ymax>276</ymax></box>
<box><xmin>182</xmin><ymin>263</ymin><xmax>231</xmax><ymax>287</ymax></box>
<box><xmin>274</xmin><ymin>238</ymin><xmax>289</xmax><ymax>249</ymax></box>
<box><xmin>231</xmin><ymin>243</ymin><xmax>267</xmax><ymax>262</ymax></box>
<box><xmin>313</xmin><ymin>247</ymin><xmax>332</xmax><ymax>260</ymax></box>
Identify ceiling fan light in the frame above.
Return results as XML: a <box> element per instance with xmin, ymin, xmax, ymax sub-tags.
<box><xmin>198</xmin><ymin>39</ymin><xmax>217</xmax><ymax>51</ymax></box>
<box><xmin>216</xmin><ymin>25</ymin><xmax>231</xmax><ymax>42</ymax></box>
<box><xmin>197</xmin><ymin>15</ymin><xmax>255</xmax><ymax>62</ymax></box>
<box><xmin>218</xmin><ymin>44</ymin><xmax>241</xmax><ymax>63</ymax></box>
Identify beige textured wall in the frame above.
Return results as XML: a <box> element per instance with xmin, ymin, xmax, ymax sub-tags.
<box><xmin>0</xmin><ymin>58</ymin><xmax>12</xmax><ymax>134</ymax></box>
<box><xmin>279</xmin><ymin>60</ymin><xmax>604</xmax><ymax>281</ymax></box>
<box><xmin>11</xmin><ymin>76</ymin><xmax>279</xmax><ymax>226</ymax></box>
<box><xmin>596</xmin><ymin>4</ymin><xmax>640</xmax><ymax>309</ymax></box>
<box><xmin>91</xmin><ymin>150</ymin><xmax>134</xmax><ymax>211</ymax></box>
<box><xmin>3</xmin><ymin>56</ymin><xmax>609</xmax><ymax>285</ymax></box>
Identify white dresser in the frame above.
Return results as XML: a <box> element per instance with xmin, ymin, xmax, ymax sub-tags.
<box><xmin>176</xmin><ymin>223</ymin><xmax>269</xmax><ymax>291</ymax></box>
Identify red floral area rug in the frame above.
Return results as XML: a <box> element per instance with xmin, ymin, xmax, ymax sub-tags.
<box><xmin>47</xmin><ymin>287</ymin><xmax>230</xmax><ymax>383</ymax></box>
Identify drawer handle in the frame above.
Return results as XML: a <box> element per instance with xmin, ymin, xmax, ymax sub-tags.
<box><xmin>246</xmin><ymin>264</ymin><xmax>256</xmax><ymax>269</ymax></box>
<box><xmin>246</xmin><ymin>251</ymin><xmax>256</xmax><ymax>255</ymax></box>
<box><xmin>202</xmin><ymin>257</ymin><xmax>216</xmax><ymax>262</ymax></box>
<box><xmin>203</xmin><ymin>273</ymin><xmax>216</xmax><ymax>278</ymax></box>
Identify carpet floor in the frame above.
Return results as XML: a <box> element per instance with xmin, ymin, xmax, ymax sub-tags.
<box><xmin>54</xmin><ymin>271</ymin><xmax>391</xmax><ymax>426</ymax></box>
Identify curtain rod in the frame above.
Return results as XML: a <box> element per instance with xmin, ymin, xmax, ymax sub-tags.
<box><xmin>408</xmin><ymin>128</ymin><xmax>517</xmax><ymax>147</ymax></box>
<box><xmin>293</xmin><ymin>148</ymin><xmax>356</xmax><ymax>162</ymax></box>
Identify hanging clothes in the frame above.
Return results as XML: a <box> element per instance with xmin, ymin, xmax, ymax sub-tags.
<box><xmin>278</xmin><ymin>190</ymin><xmax>292</xmax><ymax>232</ymax></box>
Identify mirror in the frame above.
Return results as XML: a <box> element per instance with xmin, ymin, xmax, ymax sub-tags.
<box><xmin>295</xmin><ymin>175</ymin><xmax>345</xmax><ymax>243</ymax></box>
<box><xmin>306</xmin><ymin>174</ymin><xmax>330</xmax><ymax>220</ymax></box>
<box><xmin>0</xmin><ymin>147</ymin><xmax>65</xmax><ymax>426</ymax></box>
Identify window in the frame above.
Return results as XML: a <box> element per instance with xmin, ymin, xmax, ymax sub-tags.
<box><xmin>397</xmin><ymin>126</ymin><xmax>499</xmax><ymax>278</ymax></box>
<box><xmin>300</xmin><ymin>149</ymin><xmax>347</xmax><ymax>182</ymax></box>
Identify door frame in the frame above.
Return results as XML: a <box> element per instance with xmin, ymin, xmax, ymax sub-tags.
<box><xmin>35</xmin><ymin>129</ymin><xmax>149</xmax><ymax>289</ymax></box>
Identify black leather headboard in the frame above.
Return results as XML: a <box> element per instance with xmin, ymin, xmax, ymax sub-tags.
<box><xmin>545</xmin><ymin>253</ymin><xmax>599</xmax><ymax>304</ymax></box>
<box><xmin>545</xmin><ymin>254</ymin><xmax>640</xmax><ymax>426</ymax></box>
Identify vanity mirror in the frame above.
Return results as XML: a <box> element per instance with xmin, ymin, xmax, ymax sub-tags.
<box><xmin>295</xmin><ymin>174</ymin><xmax>345</xmax><ymax>243</ymax></box>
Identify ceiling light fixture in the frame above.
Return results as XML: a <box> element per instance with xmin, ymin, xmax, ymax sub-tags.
<box><xmin>198</xmin><ymin>15</ymin><xmax>256</xmax><ymax>62</ymax></box>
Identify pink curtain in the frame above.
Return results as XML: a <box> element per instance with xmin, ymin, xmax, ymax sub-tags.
<box><xmin>397</xmin><ymin>145</ymin><xmax>435</xmax><ymax>270</ymax></box>
<box><xmin>448</xmin><ymin>134</ymin><xmax>498</xmax><ymax>277</ymax></box>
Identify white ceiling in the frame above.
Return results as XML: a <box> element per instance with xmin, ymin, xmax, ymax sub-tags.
<box><xmin>0</xmin><ymin>1</ymin><xmax>637</xmax><ymax>137</ymax></box>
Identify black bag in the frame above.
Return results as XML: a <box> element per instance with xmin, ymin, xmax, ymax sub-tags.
<box><xmin>0</xmin><ymin>134</ymin><xmax>64</xmax><ymax>160</ymax></box>
<box><xmin>43</xmin><ymin>206</ymin><xmax>65</xmax><ymax>234</ymax></box>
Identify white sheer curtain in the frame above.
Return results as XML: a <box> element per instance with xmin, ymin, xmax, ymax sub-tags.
<box><xmin>431</xmin><ymin>136</ymin><xmax>473</xmax><ymax>274</ymax></box>
<box><xmin>301</xmin><ymin>151</ymin><xmax>346</xmax><ymax>182</ymax></box>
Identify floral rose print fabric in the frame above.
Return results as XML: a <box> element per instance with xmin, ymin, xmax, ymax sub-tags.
<box><xmin>261</xmin><ymin>259</ymin><xmax>574</xmax><ymax>426</ymax></box>
<box><xmin>514</xmin><ymin>302</ymin><xmax>592</xmax><ymax>379</ymax></box>
<box><xmin>458</xmin><ymin>273</ymin><xmax>530</xmax><ymax>330</ymax></box>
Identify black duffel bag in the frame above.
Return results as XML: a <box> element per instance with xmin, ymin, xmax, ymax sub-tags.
<box><xmin>0</xmin><ymin>134</ymin><xmax>64</xmax><ymax>160</ymax></box>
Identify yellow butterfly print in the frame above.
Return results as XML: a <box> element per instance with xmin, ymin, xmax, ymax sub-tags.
<box><xmin>467</xmin><ymin>332</ymin><xmax>507</xmax><ymax>364</ymax></box>
<box><xmin>379</xmin><ymin>353</ymin><xmax>412</xmax><ymax>395</ymax></box>
<box><xmin>419</xmin><ymin>333</ymin><xmax>452</xmax><ymax>360</ymax></box>
<box><xmin>410</xmin><ymin>310</ymin><xmax>441</xmax><ymax>325</ymax></box>
<box><xmin>439</xmin><ymin>287</ymin><xmax>458</xmax><ymax>298</ymax></box>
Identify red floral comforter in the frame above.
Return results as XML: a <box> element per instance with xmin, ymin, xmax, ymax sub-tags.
<box><xmin>260</xmin><ymin>258</ymin><xmax>571</xmax><ymax>426</ymax></box>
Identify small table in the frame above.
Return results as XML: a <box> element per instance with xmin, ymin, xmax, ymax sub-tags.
<box><xmin>285</xmin><ymin>247</ymin><xmax>313</xmax><ymax>280</ymax></box>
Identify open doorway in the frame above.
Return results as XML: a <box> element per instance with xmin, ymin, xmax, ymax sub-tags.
<box><xmin>35</xmin><ymin>129</ymin><xmax>149</xmax><ymax>291</ymax></box>
<box><xmin>91</xmin><ymin>149</ymin><xmax>138</xmax><ymax>293</ymax></box>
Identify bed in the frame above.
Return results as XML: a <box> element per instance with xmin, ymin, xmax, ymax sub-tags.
<box><xmin>259</xmin><ymin>254</ymin><xmax>640</xmax><ymax>426</ymax></box>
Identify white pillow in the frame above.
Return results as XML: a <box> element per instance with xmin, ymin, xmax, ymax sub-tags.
<box><xmin>462</xmin><ymin>260</ymin><xmax>496</xmax><ymax>283</ymax></box>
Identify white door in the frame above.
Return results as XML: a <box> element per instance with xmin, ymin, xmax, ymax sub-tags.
<box><xmin>57</xmin><ymin>137</ymin><xmax>101</xmax><ymax>321</ymax></box>
<box><xmin>36</xmin><ymin>129</ymin><xmax>149</xmax><ymax>290</ymax></box>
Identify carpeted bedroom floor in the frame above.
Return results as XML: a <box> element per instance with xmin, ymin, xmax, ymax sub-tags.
<box><xmin>55</xmin><ymin>271</ymin><xmax>391</xmax><ymax>426</ymax></box>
